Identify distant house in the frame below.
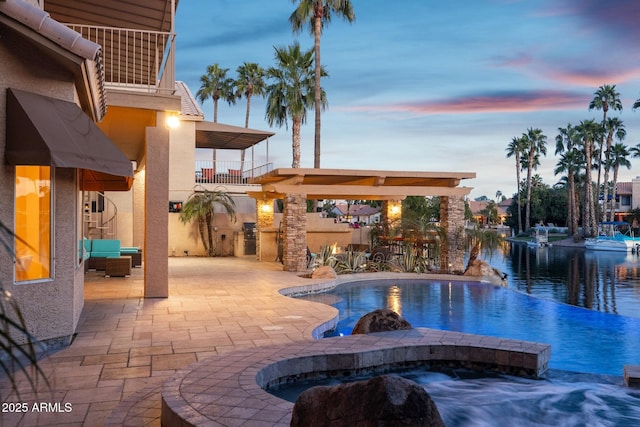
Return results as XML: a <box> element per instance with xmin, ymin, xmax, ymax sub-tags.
<box><xmin>468</xmin><ymin>199</ymin><xmax>510</xmax><ymax>225</ymax></box>
<box><xmin>604</xmin><ymin>179</ymin><xmax>640</xmax><ymax>220</ymax></box>
<box><xmin>333</xmin><ymin>203</ymin><xmax>381</xmax><ymax>224</ymax></box>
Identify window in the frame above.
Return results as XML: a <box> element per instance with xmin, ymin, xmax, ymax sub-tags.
<box><xmin>621</xmin><ymin>195</ymin><xmax>631</xmax><ymax>207</ymax></box>
<box><xmin>15</xmin><ymin>166</ymin><xmax>52</xmax><ymax>282</ymax></box>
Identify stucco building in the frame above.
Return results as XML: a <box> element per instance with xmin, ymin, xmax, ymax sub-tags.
<box><xmin>1</xmin><ymin>0</ymin><xmax>477</xmax><ymax>348</ymax></box>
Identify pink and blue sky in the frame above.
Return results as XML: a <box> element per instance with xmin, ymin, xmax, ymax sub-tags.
<box><xmin>175</xmin><ymin>0</ymin><xmax>640</xmax><ymax>199</ymax></box>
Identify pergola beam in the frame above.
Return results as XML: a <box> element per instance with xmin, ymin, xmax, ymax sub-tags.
<box><xmin>261</xmin><ymin>184</ymin><xmax>472</xmax><ymax>198</ymax></box>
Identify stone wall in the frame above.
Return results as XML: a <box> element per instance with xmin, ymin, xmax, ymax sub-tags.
<box><xmin>282</xmin><ymin>194</ymin><xmax>308</xmax><ymax>272</ymax></box>
<box><xmin>440</xmin><ymin>196</ymin><xmax>465</xmax><ymax>273</ymax></box>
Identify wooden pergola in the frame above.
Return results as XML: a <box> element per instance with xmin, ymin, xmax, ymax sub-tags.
<box><xmin>248</xmin><ymin>168</ymin><xmax>476</xmax><ymax>272</ymax></box>
<box><xmin>248</xmin><ymin>168</ymin><xmax>475</xmax><ymax>200</ymax></box>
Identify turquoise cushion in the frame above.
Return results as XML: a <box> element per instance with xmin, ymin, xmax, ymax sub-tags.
<box><xmin>90</xmin><ymin>239</ymin><xmax>120</xmax><ymax>258</ymax></box>
<box><xmin>91</xmin><ymin>239</ymin><xmax>120</xmax><ymax>252</ymax></box>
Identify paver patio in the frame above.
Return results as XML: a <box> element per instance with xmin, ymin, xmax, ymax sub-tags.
<box><xmin>1</xmin><ymin>256</ymin><xmax>551</xmax><ymax>426</ymax></box>
<box><xmin>0</xmin><ymin>257</ymin><xmax>337</xmax><ymax>426</ymax></box>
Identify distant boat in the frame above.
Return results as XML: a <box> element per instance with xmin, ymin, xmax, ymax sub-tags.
<box><xmin>527</xmin><ymin>227</ymin><xmax>552</xmax><ymax>248</ymax></box>
<box><xmin>585</xmin><ymin>221</ymin><xmax>640</xmax><ymax>252</ymax></box>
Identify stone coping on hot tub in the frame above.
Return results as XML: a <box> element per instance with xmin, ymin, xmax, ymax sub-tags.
<box><xmin>161</xmin><ymin>328</ymin><xmax>551</xmax><ymax>426</ymax></box>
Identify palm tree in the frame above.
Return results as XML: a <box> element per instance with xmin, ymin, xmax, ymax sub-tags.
<box><xmin>575</xmin><ymin>119</ymin><xmax>602</xmax><ymax>237</ymax></box>
<box><xmin>601</xmin><ymin>117</ymin><xmax>626</xmax><ymax>221</ymax></box>
<box><xmin>196</xmin><ymin>64</ymin><xmax>236</xmax><ymax>173</ymax></box>
<box><xmin>290</xmin><ymin>0</ymin><xmax>355</xmax><ymax>168</ymax></box>
<box><xmin>609</xmin><ymin>143</ymin><xmax>631</xmax><ymax>221</ymax></box>
<box><xmin>506</xmin><ymin>136</ymin><xmax>526</xmax><ymax>234</ymax></box>
<box><xmin>589</xmin><ymin>84</ymin><xmax>622</xmax><ymax>196</ymax></box>
<box><xmin>196</xmin><ymin>64</ymin><xmax>236</xmax><ymax>123</ymax></box>
<box><xmin>179</xmin><ymin>187</ymin><xmax>237</xmax><ymax>256</ymax></box>
<box><xmin>522</xmin><ymin>128</ymin><xmax>547</xmax><ymax>231</ymax></box>
<box><xmin>633</xmin><ymin>95</ymin><xmax>640</xmax><ymax>110</ymax></box>
<box><xmin>265</xmin><ymin>42</ymin><xmax>327</xmax><ymax>168</ymax></box>
<box><xmin>235</xmin><ymin>62</ymin><xmax>267</xmax><ymax>172</ymax></box>
<box><xmin>555</xmin><ymin>123</ymin><xmax>582</xmax><ymax>237</ymax></box>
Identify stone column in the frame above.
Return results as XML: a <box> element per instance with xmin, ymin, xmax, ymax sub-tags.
<box><xmin>282</xmin><ymin>193</ymin><xmax>307</xmax><ymax>272</ymax></box>
<box><xmin>440</xmin><ymin>196</ymin><xmax>465</xmax><ymax>273</ymax></box>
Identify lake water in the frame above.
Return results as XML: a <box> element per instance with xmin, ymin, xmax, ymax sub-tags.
<box><xmin>494</xmin><ymin>243</ymin><xmax>640</xmax><ymax>319</ymax></box>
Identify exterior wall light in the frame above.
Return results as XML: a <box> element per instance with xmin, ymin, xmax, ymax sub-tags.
<box><xmin>261</xmin><ymin>202</ymin><xmax>272</xmax><ymax>213</ymax></box>
<box><xmin>166</xmin><ymin>114</ymin><xmax>180</xmax><ymax>129</ymax></box>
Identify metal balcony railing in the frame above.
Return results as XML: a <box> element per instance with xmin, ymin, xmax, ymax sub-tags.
<box><xmin>65</xmin><ymin>24</ymin><xmax>176</xmax><ymax>94</ymax></box>
<box><xmin>195</xmin><ymin>161</ymin><xmax>274</xmax><ymax>185</ymax></box>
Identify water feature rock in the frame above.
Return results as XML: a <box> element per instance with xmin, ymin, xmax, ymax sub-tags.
<box><xmin>290</xmin><ymin>374</ymin><xmax>445</xmax><ymax>427</ymax></box>
<box><xmin>463</xmin><ymin>259</ymin><xmax>507</xmax><ymax>285</ymax></box>
<box><xmin>311</xmin><ymin>265</ymin><xmax>337</xmax><ymax>279</ymax></box>
<box><xmin>351</xmin><ymin>308</ymin><xmax>412</xmax><ymax>335</ymax></box>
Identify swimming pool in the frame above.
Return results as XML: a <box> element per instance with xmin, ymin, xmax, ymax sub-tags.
<box><xmin>297</xmin><ymin>279</ymin><xmax>640</xmax><ymax>376</ymax></box>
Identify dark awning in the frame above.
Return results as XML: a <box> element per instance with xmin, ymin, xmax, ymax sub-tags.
<box><xmin>195</xmin><ymin>121</ymin><xmax>274</xmax><ymax>150</ymax></box>
<box><xmin>5</xmin><ymin>88</ymin><xmax>133</xmax><ymax>190</ymax></box>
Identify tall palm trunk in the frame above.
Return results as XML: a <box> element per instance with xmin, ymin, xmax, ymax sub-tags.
<box><xmin>601</xmin><ymin>132</ymin><xmax>613</xmax><ymax>221</ymax></box>
<box><xmin>213</xmin><ymin>95</ymin><xmax>220</xmax><ymax>174</ymax></box>
<box><xmin>525</xmin><ymin>150</ymin><xmax>534</xmax><ymax>231</ymax></box>
<box><xmin>595</xmin><ymin>106</ymin><xmax>608</xmax><ymax>217</ymax></box>
<box><xmin>568</xmin><ymin>171</ymin><xmax>578</xmax><ymax>237</ymax></box>
<box><xmin>584</xmin><ymin>142</ymin><xmax>595</xmax><ymax>237</ymax></box>
<box><xmin>515</xmin><ymin>159</ymin><xmax>522</xmax><ymax>234</ymax></box>
<box><xmin>240</xmin><ymin>89</ymin><xmax>252</xmax><ymax>174</ymax></box>
<box><xmin>292</xmin><ymin>117</ymin><xmax>302</xmax><ymax>168</ymax></box>
<box><xmin>313</xmin><ymin>11</ymin><xmax>322</xmax><ymax>168</ymax></box>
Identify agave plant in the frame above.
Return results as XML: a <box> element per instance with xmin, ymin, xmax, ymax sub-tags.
<box><xmin>387</xmin><ymin>245</ymin><xmax>427</xmax><ymax>273</ymax></box>
<box><xmin>0</xmin><ymin>222</ymin><xmax>50</xmax><ymax>401</ymax></box>
<box><xmin>333</xmin><ymin>250</ymin><xmax>368</xmax><ymax>274</ymax></box>
<box><xmin>310</xmin><ymin>244</ymin><xmax>337</xmax><ymax>269</ymax></box>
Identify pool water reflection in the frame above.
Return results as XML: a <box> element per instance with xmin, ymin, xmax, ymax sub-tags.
<box><xmin>298</xmin><ymin>278</ymin><xmax>640</xmax><ymax>376</ymax></box>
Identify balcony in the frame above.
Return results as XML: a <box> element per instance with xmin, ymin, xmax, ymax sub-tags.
<box><xmin>195</xmin><ymin>161</ymin><xmax>274</xmax><ymax>186</ymax></box>
<box><xmin>66</xmin><ymin>24</ymin><xmax>175</xmax><ymax>94</ymax></box>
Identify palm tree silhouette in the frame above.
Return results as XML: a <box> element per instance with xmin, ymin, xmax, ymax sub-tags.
<box><xmin>265</xmin><ymin>42</ymin><xmax>326</xmax><ymax>168</ymax></box>
<box><xmin>235</xmin><ymin>62</ymin><xmax>266</xmax><ymax>172</ymax></box>
<box><xmin>506</xmin><ymin>136</ymin><xmax>526</xmax><ymax>234</ymax></box>
<box><xmin>196</xmin><ymin>64</ymin><xmax>236</xmax><ymax>174</ymax></box>
<box><xmin>290</xmin><ymin>0</ymin><xmax>355</xmax><ymax>168</ymax></box>
<box><xmin>522</xmin><ymin>128</ymin><xmax>547</xmax><ymax>231</ymax></box>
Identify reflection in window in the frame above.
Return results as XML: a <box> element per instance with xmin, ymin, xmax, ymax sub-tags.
<box><xmin>15</xmin><ymin>166</ymin><xmax>51</xmax><ymax>282</ymax></box>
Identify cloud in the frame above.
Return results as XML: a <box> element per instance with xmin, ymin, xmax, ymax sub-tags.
<box><xmin>543</xmin><ymin>0</ymin><xmax>640</xmax><ymax>44</ymax></box>
<box><xmin>490</xmin><ymin>50</ymin><xmax>640</xmax><ymax>88</ymax></box>
<box><xmin>489</xmin><ymin>53</ymin><xmax>534</xmax><ymax>69</ymax></box>
<box><xmin>344</xmin><ymin>90</ymin><xmax>587</xmax><ymax>115</ymax></box>
<box><xmin>542</xmin><ymin>68</ymin><xmax>640</xmax><ymax>87</ymax></box>
<box><xmin>179</xmin><ymin>20</ymin><xmax>287</xmax><ymax>50</ymax></box>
